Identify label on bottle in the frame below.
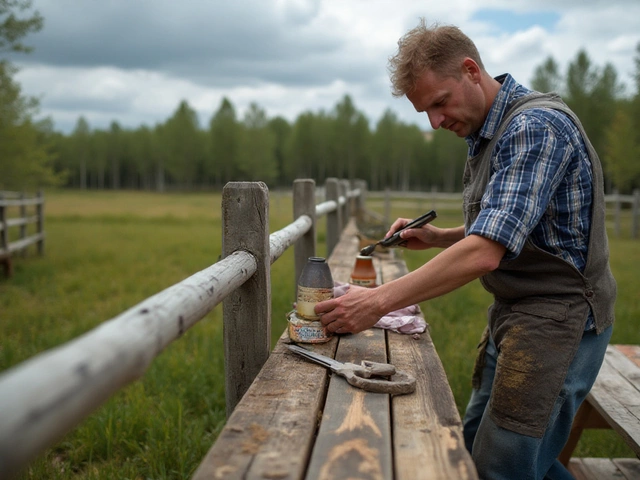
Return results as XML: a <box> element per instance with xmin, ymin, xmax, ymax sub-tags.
<box><xmin>296</xmin><ymin>286</ymin><xmax>333</xmax><ymax>320</ymax></box>
<box><xmin>350</xmin><ymin>277</ymin><xmax>376</xmax><ymax>287</ymax></box>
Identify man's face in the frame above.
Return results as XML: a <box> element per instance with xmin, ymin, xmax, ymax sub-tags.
<box><xmin>406</xmin><ymin>63</ymin><xmax>487</xmax><ymax>138</ymax></box>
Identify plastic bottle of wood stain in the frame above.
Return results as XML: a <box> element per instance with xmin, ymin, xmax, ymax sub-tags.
<box><xmin>350</xmin><ymin>255</ymin><xmax>377</xmax><ymax>288</ymax></box>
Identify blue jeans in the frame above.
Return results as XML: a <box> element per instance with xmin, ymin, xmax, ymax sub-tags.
<box><xmin>462</xmin><ymin>325</ymin><xmax>613</xmax><ymax>480</ymax></box>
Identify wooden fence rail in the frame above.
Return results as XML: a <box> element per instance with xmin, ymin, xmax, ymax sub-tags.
<box><xmin>0</xmin><ymin>191</ymin><xmax>45</xmax><ymax>276</ymax></box>
<box><xmin>0</xmin><ymin>177</ymin><xmax>363</xmax><ymax>479</ymax></box>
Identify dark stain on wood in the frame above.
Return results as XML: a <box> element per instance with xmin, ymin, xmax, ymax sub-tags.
<box><xmin>178</xmin><ymin>315</ymin><xmax>184</xmax><ymax>336</ymax></box>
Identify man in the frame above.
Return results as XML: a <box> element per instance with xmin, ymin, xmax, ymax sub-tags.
<box><xmin>315</xmin><ymin>20</ymin><xmax>616</xmax><ymax>479</ymax></box>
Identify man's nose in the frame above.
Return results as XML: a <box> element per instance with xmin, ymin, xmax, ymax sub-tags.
<box><xmin>427</xmin><ymin>111</ymin><xmax>444</xmax><ymax>129</ymax></box>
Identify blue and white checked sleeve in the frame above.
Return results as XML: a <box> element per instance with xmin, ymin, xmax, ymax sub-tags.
<box><xmin>467</xmin><ymin>111</ymin><xmax>579</xmax><ymax>259</ymax></box>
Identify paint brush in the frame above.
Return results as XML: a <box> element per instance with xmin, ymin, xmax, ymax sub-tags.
<box><xmin>360</xmin><ymin>210</ymin><xmax>437</xmax><ymax>256</ymax></box>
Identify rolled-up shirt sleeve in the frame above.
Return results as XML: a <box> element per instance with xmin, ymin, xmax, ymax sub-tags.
<box><xmin>467</xmin><ymin>112</ymin><xmax>575</xmax><ymax>259</ymax></box>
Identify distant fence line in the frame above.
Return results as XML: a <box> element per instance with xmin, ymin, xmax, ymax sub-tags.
<box><xmin>0</xmin><ymin>178</ymin><xmax>363</xmax><ymax>479</ymax></box>
<box><xmin>364</xmin><ymin>188</ymin><xmax>640</xmax><ymax>239</ymax></box>
<box><xmin>0</xmin><ymin>191</ymin><xmax>45</xmax><ymax>276</ymax></box>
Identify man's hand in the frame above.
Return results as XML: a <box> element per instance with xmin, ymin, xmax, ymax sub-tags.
<box><xmin>386</xmin><ymin>218</ymin><xmax>465</xmax><ymax>250</ymax></box>
<box><xmin>315</xmin><ymin>285</ymin><xmax>382</xmax><ymax>334</ymax></box>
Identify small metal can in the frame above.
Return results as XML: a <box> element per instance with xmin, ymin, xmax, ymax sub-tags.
<box><xmin>287</xmin><ymin>310</ymin><xmax>333</xmax><ymax>343</ymax></box>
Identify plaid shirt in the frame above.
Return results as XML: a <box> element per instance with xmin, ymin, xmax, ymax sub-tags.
<box><xmin>465</xmin><ymin>74</ymin><xmax>593</xmax><ymax>274</ymax></box>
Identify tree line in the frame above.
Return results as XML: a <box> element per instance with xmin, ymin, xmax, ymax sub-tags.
<box><xmin>1</xmin><ymin>2</ymin><xmax>639</xmax><ymax>193</ymax></box>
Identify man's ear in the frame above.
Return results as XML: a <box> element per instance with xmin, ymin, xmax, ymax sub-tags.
<box><xmin>462</xmin><ymin>58</ymin><xmax>482</xmax><ymax>82</ymax></box>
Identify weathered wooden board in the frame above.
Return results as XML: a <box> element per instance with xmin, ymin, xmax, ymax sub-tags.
<box><xmin>613</xmin><ymin>458</ymin><xmax>640</xmax><ymax>479</ymax></box>
<box><xmin>388</xmin><ymin>331</ymin><xmax>477</xmax><ymax>479</ymax></box>
<box><xmin>586</xmin><ymin>345</ymin><xmax>640</xmax><ymax>456</ymax></box>
<box><xmin>305</xmin><ymin>329</ymin><xmax>392</xmax><ymax>480</ymax></box>
<box><xmin>307</xmin><ymin>222</ymin><xmax>393</xmax><ymax>479</ymax></box>
<box><xmin>193</xmin><ymin>331</ymin><xmax>337</xmax><ymax>480</ymax></box>
<box><xmin>615</xmin><ymin>345</ymin><xmax>640</xmax><ymax>368</ymax></box>
<box><xmin>568</xmin><ymin>457</ymin><xmax>640</xmax><ymax>480</ymax></box>
<box><xmin>379</xmin><ymin>248</ymin><xmax>477</xmax><ymax>479</ymax></box>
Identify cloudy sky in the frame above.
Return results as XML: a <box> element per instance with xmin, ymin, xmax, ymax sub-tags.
<box><xmin>12</xmin><ymin>0</ymin><xmax>640</xmax><ymax>134</ymax></box>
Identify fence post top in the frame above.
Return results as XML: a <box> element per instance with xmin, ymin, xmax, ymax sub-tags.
<box><xmin>223</xmin><ymin>181</ymin><xmax>269</xmax><ymax>191</ymax></box>
<box><xmin>293</xmin><ymin>179</ymin><xmax>316</xmax><ymax>186</ymax></box>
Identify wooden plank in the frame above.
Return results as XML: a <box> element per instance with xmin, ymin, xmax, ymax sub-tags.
<box><xmin>305</xmin><ymin>329</ymin><xmax>392</xmax><ymax>480</ymax></box>
<box><xmin>389</xmin><ymin>331</ymin><xmax>478</xmax><ymax>479</ymax></box>
<box><xmin>571</xmin><ymin>457</ymin><xmax>633</xmax><ymax>480</ymax></box>
<box><xmin>587</xmin><ymin>345</ymin><xmax>640</xmax><ymax>455</ymax></box>
<box><xmin>615</xmin><ymin>344</ymin><xmax>640</xmax><ymax>368</ymax></box>
<box><xmin>567</xmin><ymin>458</ymin><xmax>619</xmax><ymax>480</ymax></box>
<box><xmin>567</xmin><ymin>458</ymin><xmax>591</xmax><ymax>480</ymax></box>
<box><xmin>380</xmin><ymin>245</ymin><xmax>476</xmax><ymax>478</ymax></box>
<box><xmin>5</xmin><ymin>215</ymin><xmax>39</xmax><ymax>228</ymax></box>
<box><xmin>608</xmin><ymin>345</ymin><xmax>640</xmax><ymax>390</ymax></box>
<box><xmin>193</xmin><ymin>333</ymin><xmax>338</xmax><ymax>480</ymax></box>
<box><xmin>8</xmin><ymin>233</ymin><xmax>45</xmax><ymax>253</ymax></box>
<box><xmin>613</xmin><ymin>458</ymin><xmax>640</xmax><ymax>479</ymax></box>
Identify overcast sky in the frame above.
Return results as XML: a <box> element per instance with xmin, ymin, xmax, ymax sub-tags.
<box><xmin>12</xmin><ymin>0</ymin><xmax>640</xmax><ymax>134</ymax></box>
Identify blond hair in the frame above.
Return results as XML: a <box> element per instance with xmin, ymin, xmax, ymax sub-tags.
<box><xmin>388</xmin><ymin>20</ymin><xmax>485</xmax><ymax>97</ymax></box>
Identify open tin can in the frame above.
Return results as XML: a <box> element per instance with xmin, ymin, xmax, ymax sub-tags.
<box><xmin>287</xmin><ymin>310</ymin><xmax>333</xmax><ymax>343</ymax></box>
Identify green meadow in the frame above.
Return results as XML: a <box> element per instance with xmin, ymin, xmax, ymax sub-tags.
<box><xmin>1</xmin><ymin>190</ymin><xmax>638</xmax><ymax>479</ymax></box>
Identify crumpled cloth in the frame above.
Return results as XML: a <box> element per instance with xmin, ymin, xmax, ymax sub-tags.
<box><xmin>333</xmin><ymin>281</ymin><xmax>427</xmax><ymax>334</ymax></box>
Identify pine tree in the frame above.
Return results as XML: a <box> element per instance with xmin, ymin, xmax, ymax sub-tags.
<box><xmin>0</xmin><ymin>0</ymin><xmax>61</xmax><ymax>189</ymax></box>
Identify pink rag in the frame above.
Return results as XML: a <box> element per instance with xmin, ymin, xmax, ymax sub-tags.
<box><xmin>333</xmin><ymin>282</ymin><xmax>427</xmax><ymax>334</ymax></box>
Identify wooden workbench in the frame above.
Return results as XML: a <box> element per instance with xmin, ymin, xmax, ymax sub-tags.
<box><xmin>561</xmin><ymin>344</ymin><xmax>640</xmax><ymax>479</ymax></box>
<box><xmin>193</xmin><ymin>220</ymin><xmax>477</xmax><ymax>479</ymax></box>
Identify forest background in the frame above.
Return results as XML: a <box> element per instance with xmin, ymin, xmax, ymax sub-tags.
<box><xmin>2</xmin><ymin>2</ymin><xmax>640</xmax><ymax>195</ymax></box>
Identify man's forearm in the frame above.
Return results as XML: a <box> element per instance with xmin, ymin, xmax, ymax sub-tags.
<box><xmin>376</xmin><ymin>233</ymin><xmax>505</xmax><ymax>314</ymax></box>
<box><xmin>436</xmin><ymin>225</ymin><xmax>466</xmax><ymax>248</ymax></box>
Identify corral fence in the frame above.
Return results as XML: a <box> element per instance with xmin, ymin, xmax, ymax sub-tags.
<box><xmin>0</xmin><ymin>180</ymin><xmax>637</xmax><ymax>477</ymax></box>
<box><xmin>0</xmin><ymin>177</ymin><xmax>364</xmax><ymax>479</ymax></box>
<box><xmin>607</xmin><ymin>189</ymin><xmax>640</xmax><ymax>239</ymax></box>
<box><xmin>0</xmin><ymin>191</ymin><xmax>45</xmax><ymax>277</ymax></box>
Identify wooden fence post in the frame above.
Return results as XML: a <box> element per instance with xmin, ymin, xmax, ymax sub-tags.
<box><xmin>354</xmin><ymin>179</ymin><xmax>367</xmax><ymax>218</ymax></box>
<box><xmin>19</xmin><ymin>192</ymin><xmax>27</xmax><ymax>257</ymax></box>
<box><xmin>222</xmin><ymin>182</ymin><xmax>271</xmax><ymax>417</ymax></box>
<box><xmin>0</xmin><ymin>193</ymin><xmax>7</xmax><ymax>254</ymax></box>
<box><xmin>37</xmin><ymin>191</ymin><xmax>45</xmax><ymax>255</ymax></box>
<box><xmin>633</xmin><ymin>189</ymin><xmax>639</xmax><ymax>239</ymax></box>
<box><xmin>294</xmin><ymin>179</ymin><xmax>317</xmax><ymax>286</ymax></box>
<box><xmin>338</xmin><ymin>180</ymin><xmax>348</xmax><ymax>232</ymax></box>
<box><xmin>614</xmin><ymin>189</ymin><xmax>621</xmax><ymax>238</ymax></box>
<box><xmin>325</xmin><ymin>178</ymin><xmax>340</xmax><ymax>258</ymax></box>
<box><xmin>430</xmin><ymin>185</ymin><xmax>438</xmax><ymax>212</ymax></box>
<box><xmin>384</xmin><ymin>188</ymin><xmax>391</xmax><ymax>227</ymax></box>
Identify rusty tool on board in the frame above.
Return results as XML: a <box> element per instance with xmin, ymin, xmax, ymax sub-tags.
<box><xmin>288</xmin><ymin>344</ymin><xmax>416</xmax><ymax>395</ymax></box>
<box><xmin>360</xmin><ymin>210</ymin><xmax>437</xmax><ymax>256</ymax></box>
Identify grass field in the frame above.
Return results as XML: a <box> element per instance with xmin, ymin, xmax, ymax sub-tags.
<box><xmin>1</xmin><ymin>189</ymin><xmax>638</xmax><ymax>479</ymax></box>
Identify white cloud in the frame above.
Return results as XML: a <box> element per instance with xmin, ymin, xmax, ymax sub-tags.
<box><xmin>12</xmin><ymin>0</ymin><xmax>640</xmax><ymax>133</ymax></box>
